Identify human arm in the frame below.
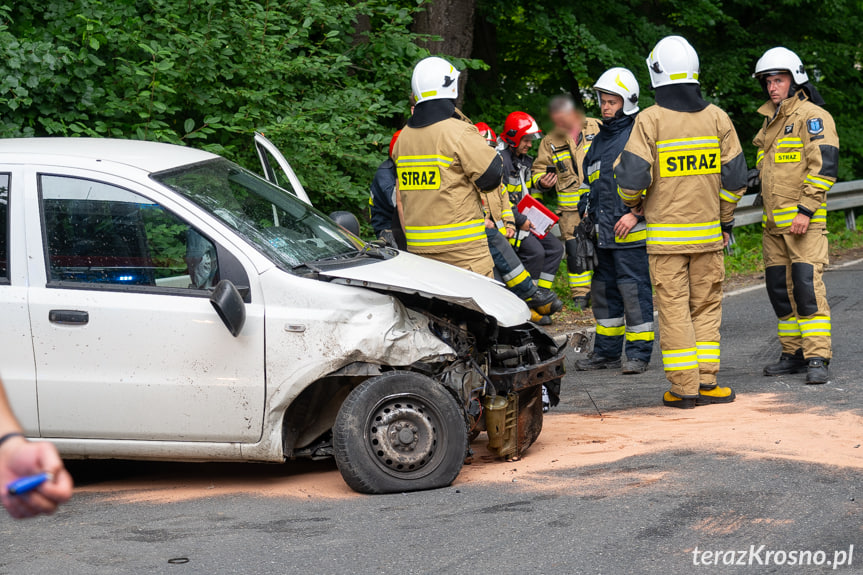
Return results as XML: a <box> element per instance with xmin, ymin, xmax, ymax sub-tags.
<box><xmin>0</xmin><ymin>382</ymin><xmax>73</xmax><ymax>519</ymax></box>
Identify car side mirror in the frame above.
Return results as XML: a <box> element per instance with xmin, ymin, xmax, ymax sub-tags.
<box><xmin>210</xmin><ymin>280</ymin><xmax>246</xmax><ymax>337</ymax></box>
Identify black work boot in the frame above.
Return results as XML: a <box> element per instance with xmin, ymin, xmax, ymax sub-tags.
<box><xmin>763</xmin><ymin>348</ymin><xmax>807</xmax><ymax>376</ymax></box>
<box><xmin>528</xmin><ymin>288</ymin><xmax>563</xmax><ymax>316</ymax></box>
<box><xmin>621</xmin><ymin>358</ymin><xmax>649</xmax><ymax>374</ymax></box>
<box><xmin>575</xmin><ymin>355</ymin><xmax>622</xmax><ymax>371</ymax></box>
<box><xmin>572</xmin><ymin>295</ymin><xmax>591</xmax><ymax>310</ymax></box>
<box><xmin>805</xmin><ymin>357</ymin><xmax>830</xmax><ymax>385</ymax></box>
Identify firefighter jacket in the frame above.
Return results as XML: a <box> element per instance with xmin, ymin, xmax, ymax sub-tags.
<box><xmin>393</xmin><ymin>100</ymin><xmax>501</xmax><ymax>254</ymax></box>
<box><xmin>482</xmin><ymin>183</ymin><xmax>516</xmax><ymax>231</ymax></box>
<box><xmin>614</xmin><ymin>89</ymin><xmax>748</xmax><ymax>255</ymax></box>
<box><xmin>532</xmin><ymin>118</ymin><xmax>602</xmax><ymax>211</ymax></box>
<box><xmin>500</xmin><ymin>146</ymin><xmax>535</xmax><ymax>229</ymax></box>
<box><xmin>369</xmin><ymin>158</ymin><xmax>396</xmax><ymax>235</ymax></box>
<box><xmin>754</xmin><ymin>90</ymin><xmax>839</xmax><ymax>235</ymax></box>
<box><xmin>581</xmin><ymin>113</ymin><xmax>645</xmax><ymax>249</ymax></box>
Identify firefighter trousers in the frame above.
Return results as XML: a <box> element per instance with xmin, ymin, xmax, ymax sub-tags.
<box><xmin>559</xmin><ymin>210</ymin><xmax>592</xmax><ymax>297</ymax></box>
<box><xmin>517</xmin><ymin>232</ymin><xmax>564</xmax><ymax>290</ymax></box>
<box><xmin>420</xmin><ymin>241</ymin><xmax>495</xmax><ymax>279</ymax></box>
<box><xmin>650</xmin><ymin>250</ymin><xmax>724</xmax><ymax>397</ymax></box>
<box><xmin>486</xmin><ymin>228</ymin><xmax>537</xmax><ymax>301</ymax></box>
<box><xmin>592</xmin><ymin>247</ymin><xmax>654</xmax><ymax>363</ymax></box>
<box><xmin>762</xmin><ymin>230</ymin><xmax>831</xmax><ymax>359</ymax></box>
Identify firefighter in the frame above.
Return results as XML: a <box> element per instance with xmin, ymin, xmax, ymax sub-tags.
<box><xmin>500</xmin><ymin>111</ymin><xmax>565</xmax><ymax>322</ymax></box>
<box><xmin>476</xmin><ymin>122</ymin><xmax>562</xmax><ymax>324</ymax></box>
<box><xmin>533</xmin><ymin>95</ymin><xmax>602</xmax><ymax>309</ymax></box>
<box><xmin>574</xmin><ymin>67</ymin><xmax>654</xmax><ymax>374</ymax></box>
<box><xmin>393</xmin><ymin>57</ymin><xmax>502</xmax><ymax>277</ymax></box>
<box><xmin>369</xmin><ymin>130</ymin><xmax>406</xmax><ymax>249</ymax></box>
<box><xmin>615</xmin><ymin>36</ymin><xmax>748</xmax><ymax>408</ymax></box>
<box><xmin>753</xmin><ymin>47</ymin><xmax>838</xmax><ymax>384</ymax></box>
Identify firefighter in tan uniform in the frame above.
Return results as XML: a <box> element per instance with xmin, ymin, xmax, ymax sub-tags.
<box><xmin>532</xmin><ymin>95</ymin><xmax>602</xmax><ymax>308</ymax></box>
<box><xmin>393</xmin><ymin>57</ymin><xmax>503</xmax><ymax>277</ymax></box>
<box><xmin>752</xmin><ymin>48</ymin><xmax>839</xmax><ymax>384</ymax></box>
<box><xmin>615</xmin><ymin>36</ymin><xmax>748</xmax><ymax>409</ymax></box>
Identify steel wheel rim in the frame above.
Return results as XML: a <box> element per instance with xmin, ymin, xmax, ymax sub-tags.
<box><xmin>364</xmin><ymin>392</ymin><xmax>447</xmax><ymax>480</ymax></box>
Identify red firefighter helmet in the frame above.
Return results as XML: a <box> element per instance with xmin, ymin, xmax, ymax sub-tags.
<box><xmin>474</xmin><ymin>122</ymin><xmax>498</xmax><ymax>146</ymax></box>
<box><xmin>502</xmin><ymin>111</ymin><xmax>542</xmax><ymax>148</ymax></box>
<box><xmin>388</xmin><ymin>129</ymin><xmax>402</xmax><ymax>158</ymax></box>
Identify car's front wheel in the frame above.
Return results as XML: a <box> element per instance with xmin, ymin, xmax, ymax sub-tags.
<box><xmin>333</xmin><ymin>371</ymin><xmax>467</xmax><ymax>494</ymax></box>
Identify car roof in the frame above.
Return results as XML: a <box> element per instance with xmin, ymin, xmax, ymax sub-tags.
<box><xmin>0</xmin><ymin>138</ymin><xmax>219</xmax><ymax>173</ymax></box>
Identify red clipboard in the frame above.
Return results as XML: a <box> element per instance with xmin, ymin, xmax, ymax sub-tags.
<box><xmin>516</xmin><ymin>195</ymin><xmax>559</xmax><ymax>239</ymax></box>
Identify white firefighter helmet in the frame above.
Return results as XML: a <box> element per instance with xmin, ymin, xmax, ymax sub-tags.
<box><xmin>593</xmin><ymin>67</ymin><xmax>640</xmax><ymax>115</ymax></box>
<box><xmin>411</xmin><ymin>56</ymin><xmax>460</xmax><ymax>104</ymax></box>
<box><xmin>753</xmin><ymin>47</ymin><xmax>808</xmax><ymax>84</ymax></box>
<box><xmin>645</xmin><ymin>35</ymin><xmax>700</xmax><ymax>88</ymax></box>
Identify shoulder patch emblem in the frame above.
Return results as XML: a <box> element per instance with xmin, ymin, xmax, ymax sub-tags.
<box><xmin>784</xmin><ymin>124</ymin><xmax>794</xmax><ymax>134</ymax></box>
<box><xmin>807</xmin><ymin>118</ymin><xmax>824</xmax><ymax>134</ymax></box>
<box><xmin>585</xmin><ymin>134</ymin><xmax>595</xmax><ymax>141</ymax></box>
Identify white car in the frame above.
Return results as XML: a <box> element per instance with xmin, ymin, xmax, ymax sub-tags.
<box><xmin>0</xmin><ymin>136</ymin><xmax>567</xmax><ymax>493</ymax></box>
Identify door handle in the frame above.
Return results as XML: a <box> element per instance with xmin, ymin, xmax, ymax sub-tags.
<box><xmin>49</xmin><ymin>310</ymin><xmax>89</xmax><ymax>325</ymax></box>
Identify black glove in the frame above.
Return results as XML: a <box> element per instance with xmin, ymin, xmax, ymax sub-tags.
<box><xmin>747</xmin><ymin>168</ymin><xmax>762</xmax><ymax>206</ymax></box>
<box><xmin>378</xmin><ymin>229</ymin><xmax>398</xmax><ymax>249</ymax></box>
<box><xmin>566</xmin><ymin>214</ymin><xmax>598</xmax><ymax>274</ymax></box>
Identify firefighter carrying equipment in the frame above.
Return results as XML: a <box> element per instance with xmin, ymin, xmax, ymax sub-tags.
<box><xmin>533</xmin><ymin>117</ymin><xmax>602</xmax><ymax>297</ymax></box>
<box><xmin>593</xmin><ymin>67</ymin><xmax>640</xmax><ymax>116</ymax></box>
<box><xmin>646</xmin><ymin>35</ymin><xmax>700</xmax><ymax>88</ymax></box>
<box><xmin>411</xmin><ymin>56</ymin><xmax>460</xmax><ymax>104</ymax></box>
<box><xmin>393</xmin><ymin>96</ymin><xmax>502</xmax><ymax>277</ymax></box>
<box><xmin>615</xmin><ymin>49</ymin><xmax>747</xmax><ymax>400</ymax></box>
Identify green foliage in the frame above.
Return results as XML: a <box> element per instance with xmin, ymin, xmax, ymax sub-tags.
<box><xmin>0</xmin><ymin>0</ymin><xmax>430</xmax><ymax>216</ymax></box>
<box><xmin>469</xmin><ymin>0</ymin><xmax>863</xmax><ymax>180</ymax></box>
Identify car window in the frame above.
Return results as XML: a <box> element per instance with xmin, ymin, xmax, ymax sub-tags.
<box><xmin>0</xmin><ymin>173</ymin><xmax>8</xmax><ymax>281</ymax></box>
<box><xmin>153</xmin><ymin>159</ymin><xmax>361</xmax><ymax>271</ymax></box>
<box><xmin>39</xmin><ymin>175</ymin><xmax>218</xmax><ymax>291</ymax></box>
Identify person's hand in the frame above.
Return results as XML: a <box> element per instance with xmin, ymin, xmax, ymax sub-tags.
<box><xmin>723</xmin><ymin>232</ymin><xmax>731</xmax><ymax>247</ymax></box>
<box><xmin>614</xmin><ymin>212</ymin><xmax>638</xmax><ymax>240</ymax></box>
<box><xmin>520</xmin><ymin>219</ymin><xmax>532</xmax><ymax>231</ymax></box>
<box><xmin>504</xmin><ymin>226</ymin><xmax>516</xmax><ymax>239</ymax></box>
<box><xmin>790</xmin><ymin>213</ymin><xmax>810</xmax><ymax>235</ymax></box>
<box><xmin>0</xmin><ymin>436</ymin><xmax>73</xmax><ymax>519</ymax></box>
<box><xmin>630</xmin><ymin>204</ymin><xmax>644</xmax><ymax>216</ymax></box>
<box><xmin>484</xmin><ymin>218</ymin><xmax>495</xmax><ymax>229</ymax></box>
<box><xmin>539</xmin><ymin>172</ymin><xmax>557</xmax><ymax>189</ymax></box>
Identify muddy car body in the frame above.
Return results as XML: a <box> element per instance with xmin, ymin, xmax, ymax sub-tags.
<box><xmin>0</xmin><ymin>137</ymin><xmax>566</xmax><ymax>493</ymax></box>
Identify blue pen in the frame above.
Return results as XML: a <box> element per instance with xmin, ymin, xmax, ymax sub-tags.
<box><xmin>7</xmin><ymin>472</ymin><xmax>53</xmax><ymax>496</ymax></box>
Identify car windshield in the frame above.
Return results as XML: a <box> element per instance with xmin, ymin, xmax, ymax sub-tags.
<box><xmin>152</xmin><ymin>159</ymin><xmax>362</xmax><ymax>269</ymax></box>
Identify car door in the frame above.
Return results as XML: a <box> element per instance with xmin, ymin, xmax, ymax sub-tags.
<box><xmin>0</xmin><ymin>169</ymin><xmax>39</xmax><ymax>434</ymax></box>
<box><xmin>253</xmin><ymin>132</ymin><xmax>312</xmax><ymax>205</ymax></box>
<box><xmin>26</xmin><ymin>168</ymin><xmax>266</xmax><ymax>442</ymax></box>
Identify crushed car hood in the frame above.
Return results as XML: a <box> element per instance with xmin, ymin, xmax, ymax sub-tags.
<box><xmin>318</xmin><ymin>250</ymin><xmax>531</xmax><ymax>327</ymax></box>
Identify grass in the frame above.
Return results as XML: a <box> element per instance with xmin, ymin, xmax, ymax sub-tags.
<box><xmin>551</xmin><ymin>210</ymin><xmax>863</xmax><ymax>311</ymax></box>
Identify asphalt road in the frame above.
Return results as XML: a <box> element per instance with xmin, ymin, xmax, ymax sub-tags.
<box><xmin>3</xmin><ymin>261</ymin><xmax>863</xmax><ymax>575</ymax></box>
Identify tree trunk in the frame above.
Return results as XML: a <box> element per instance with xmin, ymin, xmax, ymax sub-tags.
<box><xmin>412</xmin><ymin>0</ymin><xmax>477</xmax><ymax>106</ymax></box>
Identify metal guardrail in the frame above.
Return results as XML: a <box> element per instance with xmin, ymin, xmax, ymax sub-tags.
<box><xmin>732</xmin><ymin>179</ymin><xmax>863</xmax><ymax>230</ymax></box>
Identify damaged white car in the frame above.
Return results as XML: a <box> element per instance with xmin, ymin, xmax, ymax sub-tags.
<box><xmin>0</xmin><ymin>136</ymin><xmax>567</xmax><ymax>494</ymax></box>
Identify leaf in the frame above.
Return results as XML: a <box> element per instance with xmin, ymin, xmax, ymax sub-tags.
<box><xmin>184</xmin><ymin>118</ymin><xmax>195</xmax><ymax>133</ymax></box>
<box><xmin>89</xmin><ymin>37</ymin><xmax>100</xmax><ymax>51</ymax></box>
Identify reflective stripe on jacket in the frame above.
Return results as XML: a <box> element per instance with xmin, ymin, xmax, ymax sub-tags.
<box><xmin>393</xmin><ymin>118</ymin><xmax>499</xmax><ymax>253</ymax></box>
<box><xmin>614</xmin><ymin>103</ymin><xmax>748</xmax><ymax>254</ymax></box>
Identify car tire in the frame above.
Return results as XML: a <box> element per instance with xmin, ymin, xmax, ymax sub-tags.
<box><xmin>333</xmin><ymin>371</ymin><xmax>467</xmax><ymax>494</ymax></box>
